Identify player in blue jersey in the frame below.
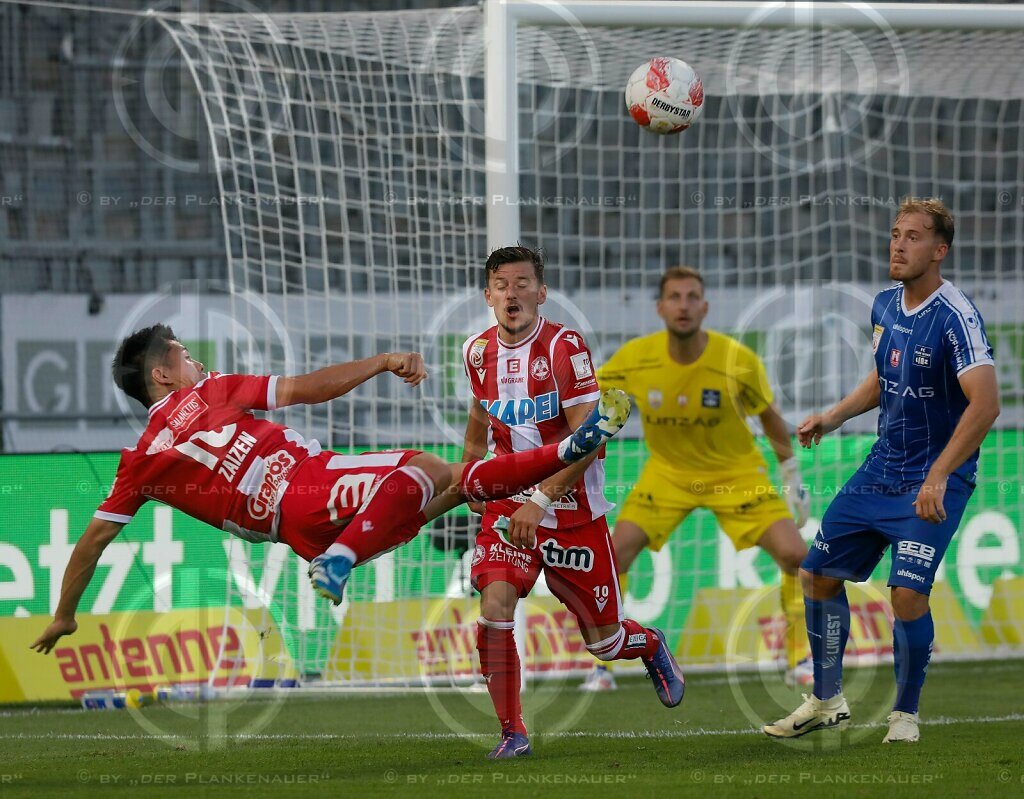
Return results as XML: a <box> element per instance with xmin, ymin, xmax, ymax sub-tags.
<box><xmin>763</xmin><ymin>198</ymin><xmax>1000</xmax><ymax>743</ymax></box>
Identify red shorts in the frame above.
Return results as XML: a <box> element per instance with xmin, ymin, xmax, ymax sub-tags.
<box><xmin>275</xmin><ymin>449</ymin><xmax>421</xmax><ymax>561</ymax></box>
<box><xmin>470</xmin><ymin>512</ymin><xmax>623</xmax><ymax>630</ymax></box>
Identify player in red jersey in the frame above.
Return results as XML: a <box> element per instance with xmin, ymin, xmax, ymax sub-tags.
<box><xmin>31</xmin><ymin>323</ymin><xmax>632</xmax><ymax>655</ymax></box>
<box><xmin>463</xmin><ymin>246</ymin><xmax>686</xmax><ymax>759</ymax></box>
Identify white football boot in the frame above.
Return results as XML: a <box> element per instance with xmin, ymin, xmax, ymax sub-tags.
<box><xmin>883</xmin><ymin>710</ymin><xmax>920</xmax><ymax>743</ymax></box>
<box><xmin>579</xmin><ymin>665</ymin><xmax>618</xmax><ymax>692</ymax></box>
<box><xmin>763</xmin><ymin>693</ymin><xmax>851</xmax><ymax>738</ymax></box>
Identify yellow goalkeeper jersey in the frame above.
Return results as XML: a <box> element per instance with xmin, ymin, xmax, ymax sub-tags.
<box><xmin>597</xmin><ymin>329</ymin><xmax>774</xmax><ymax>475</ymax></box>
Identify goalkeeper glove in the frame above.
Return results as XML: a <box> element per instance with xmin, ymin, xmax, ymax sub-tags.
<box><xmin>779</xmin><ymin>456</ymin><xmax>809</xmax><ymax>528</ymax></box>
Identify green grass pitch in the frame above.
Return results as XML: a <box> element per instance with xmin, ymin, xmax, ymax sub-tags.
<box><xmin>2</xmin><ymin>660</ymin><xmax>1022</xmax><ymax>798</ymax></box>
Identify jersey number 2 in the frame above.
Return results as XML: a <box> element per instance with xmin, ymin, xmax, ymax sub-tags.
<box><xmin>174</xmin><ymin>424</ymin><xmax>237</xmax><ymax>470</ymax></box>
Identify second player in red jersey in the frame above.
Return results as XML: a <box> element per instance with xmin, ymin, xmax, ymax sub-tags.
<box><xmin>462</xmin><ymin>246</ymin><xmax>686</xmax><ymax>760</ymax></box>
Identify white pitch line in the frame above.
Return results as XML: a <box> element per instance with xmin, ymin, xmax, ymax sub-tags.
<box><xmin>0</xmin><ymin>714</ymin><xmax>1021</xmax><ymax>742</ymax></box>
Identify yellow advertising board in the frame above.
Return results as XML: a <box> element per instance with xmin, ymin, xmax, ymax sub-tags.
<box><xmin>328</xmin><ymin>595</ymin><xmax>593</xmax><ymax>682</ymax></box>
<box><xmin>676</xmin><ymin>581</ymin><xmax>982</xmax><ymax>665</ymax></box>
<box><xmin>980</xmin><ymin>577</ymin><xmax>1024</xmax><ymax>646</ymax></box>
<box><xmin>0</xmin><ymin>607</ymin><xmax>295</xmax><ymax>702</ymax></box>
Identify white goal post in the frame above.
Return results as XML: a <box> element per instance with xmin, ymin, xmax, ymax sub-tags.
<box><xmin>149</xmin><ymin>1</ymin><xmax>1024</xmax><ymax>688</ymax></box>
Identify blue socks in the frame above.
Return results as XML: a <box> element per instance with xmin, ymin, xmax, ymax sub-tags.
<box><xmin>805</xmin><ymin>590</ymin><xmax>850</xmax><ymax>700</ymax></box>
<box><xmin>893</xmin><ymin>611</ymin><xmax>934</xmax><ymax>714</ymax></box>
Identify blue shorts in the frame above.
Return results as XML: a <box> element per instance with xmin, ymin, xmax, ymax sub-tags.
<box><xmin>802</xmin><ymin>469</ymin><xmax>973</xmax><ymax>594</ymax></box>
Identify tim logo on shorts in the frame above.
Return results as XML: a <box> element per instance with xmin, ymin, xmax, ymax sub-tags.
<box><xmin>540</xmin><ymin>540</ymin><xmax>594</xmax><ymax>571</ymax></box>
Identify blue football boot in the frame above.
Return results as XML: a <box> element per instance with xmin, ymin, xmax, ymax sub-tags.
<box><xmin>642</xmin><ymin>627</ymin><xmax>686</xmax><ymax>708</ymax></box>
<box><xmin>308</xmin><ymin>553</ymin><xmax>354</xmax><ymax>606</ymax></box>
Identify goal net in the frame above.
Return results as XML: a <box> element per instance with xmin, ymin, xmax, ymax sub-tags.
<box><xmin>159</xmin><ymin>1</ymin><xmax>1024</xmax><ymax>686</ymax></box>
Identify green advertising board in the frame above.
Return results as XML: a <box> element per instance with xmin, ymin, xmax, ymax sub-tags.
<box><xmin>1</xmin><ymin>434</ymin><xmax>1021</xmax><ymax>671</ymax></box>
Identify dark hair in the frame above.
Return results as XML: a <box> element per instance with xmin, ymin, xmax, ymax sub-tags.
<box><xmin>484</xmin><ymin>245</ymin><xmax>545</xmax><ymax>284</ymax></box>
<box><xmin>112</xmin><ymin>324</ymin><xmax>177</xmax><ymax>408</ymax></box>
<box><xmin>896</xmin><ymin>197</ymin><xmax>955</xmax><ymax>247</ymax></box>
<box><xmin>659</xmin><ymin>265</ymin><xmax>704</xmax><ymax>298</ymax></box>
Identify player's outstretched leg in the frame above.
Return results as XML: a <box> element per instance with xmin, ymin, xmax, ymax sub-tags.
<box><xmin>309</xmin><ymin>455</ymin><xmax>448</xmax><ymax>605</ymax></box>
<box><xmin>310</xmin><ymin>390</ymin><xmax>632</xmax><ymax>605</ymax></box>
<box><xmin>559</xmin><ymin>388</ymin><xmax>631</xmax><ymax>463</ymax></box>
<box><xmin>457</xmin><ymin>388</ymin><xmax>630</xmax><ymax>502</ymax></box>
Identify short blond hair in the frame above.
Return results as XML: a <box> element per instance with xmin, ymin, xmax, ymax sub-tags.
<box><xmin>659</xmin><ymin>266</ymin><xmax>704</xmax><ymax>298</ymax></box>
<box><xmin>896</xmin><ymin>197</ymin><xmax>955</xmax><ymax>246</ymax></box>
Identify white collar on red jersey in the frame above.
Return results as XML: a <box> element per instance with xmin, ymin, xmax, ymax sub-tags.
<box><xmin>497</xmin><ymin>317</ymin><xmax>545</xmax><ymax>350</ymax></box>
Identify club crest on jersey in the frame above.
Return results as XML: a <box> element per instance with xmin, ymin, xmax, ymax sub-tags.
<box><xmin>570</xmin><ymin>351</ymin><xmax>593</xmax><ymax>380</ymax></box>
<box><xmin>648</xmin><ymin>389</ymin><xmax>663</xmax><ymax>409</ymax></box>
<box><xmin>167</xmin><ymin>391</ymin><xmax>208</xmax><ymax>433</ymax></box>
<box><xmin>481</xmin><ymin>391</ymin><xmax>559</xmax><ymax>426</ymax></box>
<box><xmin>146</xmin><ymin>427</ymin><xmax>174</xmax><ymax>455</ymax></box>
<box><xmin>889</xmin><ymin>348</ymin><xmax>901</xmax><ymax>368</ymax></box>
<box><xmin>469</xmin><ymin>338</ymin><xmax>488</xmax><ymax>368</ymax></box>
<box><xmin>701</xmin><ymin>388</ymin><xmax>721</xmax><ymax>408</ymax></box>
<box><xmin>872</xmin><ymin>324</ymin><xmax>884</xmax><ymax>353</ymax></box>
<box><xmin>913</xmin><ymin>345</ymin><xmax>932</xmax><ymax>368</ymax></box>
<box><xmin>530</xmin><ymin>356</ymin><xmax>551</xmax><ymax>380</ymax></box>
<box><xmin>472</xmin><ymin>544</ymin><xmax>486</xmax><ymax>566</ymax></box>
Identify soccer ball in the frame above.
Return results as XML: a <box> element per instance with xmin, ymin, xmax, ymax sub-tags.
<box><xmin>625</xmin><ymin>57</ymin><xmax>705</xmax><ymax>134</ymax></box>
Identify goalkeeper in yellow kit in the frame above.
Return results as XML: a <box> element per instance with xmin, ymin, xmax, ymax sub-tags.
<box><xmin>581</xmin><ymin>267</ymin><xmax>812</xmax><ymax>690</ymax></box>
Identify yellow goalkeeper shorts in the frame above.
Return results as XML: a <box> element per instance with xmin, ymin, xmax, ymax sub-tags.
<box><xmin>616</xmin><ymin>459</ymin><xmax>792</xmax><ymax>552</ymax></box>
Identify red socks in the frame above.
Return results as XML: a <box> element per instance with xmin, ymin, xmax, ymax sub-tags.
<box><xmin>329</xmin><ymin>466</ymin><xmax>433</xmax><ymax>564</ymax></box>
<box><xmin>477</xmin><ymin>618</ymin><xmax>526</xmax><ymax>735</ymax></box>
<box><xmin>586</xmin><ymin>619</ymin><xmax>660</xmax><ymax>661</ymax></box>
<box><xmin>460</xmin><ymin>443</ymin><xmax>567</xmax><ymax>502</ymax></box>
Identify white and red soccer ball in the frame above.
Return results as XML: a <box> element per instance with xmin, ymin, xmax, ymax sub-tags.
<box><xmin>625</xmin><ymin>57</ymin><xmax>705</xmax><ymax>134</ymax></box>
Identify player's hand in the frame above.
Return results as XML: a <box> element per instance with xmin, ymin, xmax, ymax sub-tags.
<box><xmin>467</xmin><ymin>500</ymin><xmax>486</xmax><ymax>515</ymax></box>
<box><xmin>384</xmin><ymin>352</ymin><xmax>427</xmax><ymax>386</ymax></box>
<box><xmin>913</xmin><ymin>471</ymin><xmax>948</xmax><ymax>524</ymax></box>
<box><xmin>508</xmin><ymin>500</ymin><xmax>545</xmax><ymax>549</ymax></box>
<box><xmin>30</xmin><ymin>617</ymin><xmax>78</xmax><ymax>655</ymax></box>
<box><xmin>796</xmin><ymin>411</ymin><xmax>839</xmax><ymax>448</ymax></box>
<box><xmin>779</xmin><ymin>457</ymin><xmax>810</xmax><ymax>528</ymax></box>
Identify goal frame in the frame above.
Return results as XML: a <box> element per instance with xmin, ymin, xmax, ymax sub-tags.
<box><xmin>483</xmin><ymin>0</ymin><xmax>1024</xmax><ymax>248</ymax></box>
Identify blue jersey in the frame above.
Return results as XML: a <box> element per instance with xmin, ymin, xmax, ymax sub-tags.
<box><xmin>863</xmin><ymin>280</ymin><xmax>993</xmax><ymax>487</ymax></box>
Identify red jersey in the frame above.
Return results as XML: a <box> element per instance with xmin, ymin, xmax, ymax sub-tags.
<box><xmin>96</xmin><ymin>372</ymin><xmax>320</xmax><ymax>543</ymax></box>
<box><xmin>462</xmin><ymin>317</ymin><xmax>611</xmax><ymax>529</ymax></box>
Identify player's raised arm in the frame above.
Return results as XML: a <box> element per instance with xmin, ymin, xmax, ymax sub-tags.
<box><xmin>30</xmin><ymin>517</ymin><xmax>125</xmax><ymax>654</ymax></box>
<box><xmin>797</xmin><ymin>367</ymin><xmax>880</xmax><ymax>448</ymax></box>
<box><xmin>275</xmin><ymin>351</ymin><xmax>426</xmax><ymax>407</ymax></box>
